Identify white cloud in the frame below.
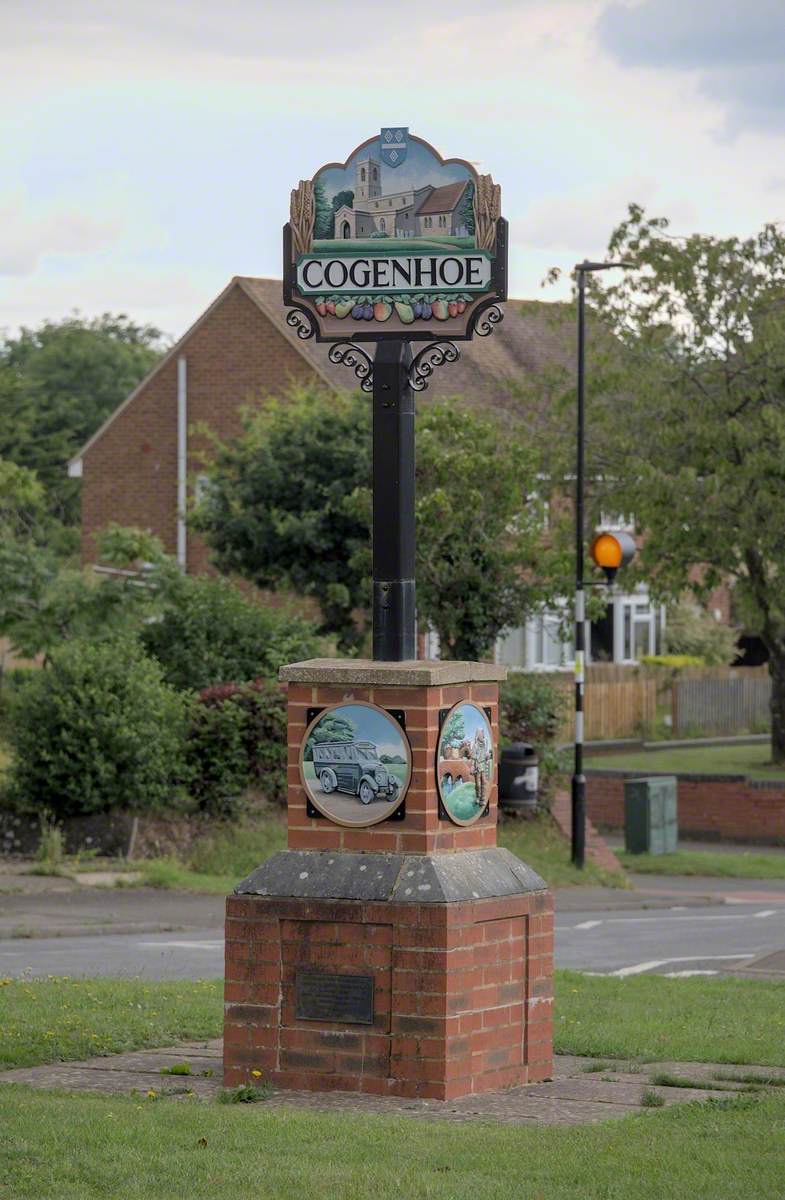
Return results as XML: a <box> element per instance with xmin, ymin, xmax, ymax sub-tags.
<box><xmin>0</xmin><ymin>1</ymin><xmax>784</xmax><ymax>331</ymax></box>
<box><xmin>0</xmin><ymin>201</ymin><xmax>121</xmax><ymax>276</ymax></box>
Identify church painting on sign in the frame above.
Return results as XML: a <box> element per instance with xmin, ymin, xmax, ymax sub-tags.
<box><xmin>312</xmin><ymin>137</ymin><xmax>476</xmax><ymax>253</ymax></box>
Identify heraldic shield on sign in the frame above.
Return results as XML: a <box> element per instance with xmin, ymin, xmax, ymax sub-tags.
<box><xmin>284</xmin><ymin>128</ymin><xmax>506</xmax><ymax>342</ymax></box>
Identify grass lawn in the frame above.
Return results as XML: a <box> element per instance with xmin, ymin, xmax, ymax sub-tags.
<box><xmin>2</xmin><ymin>1085</ymin><xmax>784</xmax><ymax>1200</ymax></box>
<box><xmin>618</xmin><ymin>848</ymin><xmax>785</xmax><ymax>879</ymax></box>
<box><xmin>0</xmin><ymin>977</ymin><xmax>221</xmax><ymax>1069</ymax></box>
<box><xmin>555</xmin><ymin>971</ymin><xmax>785</xmax><ymax>1066</ymax></box>
<box><xmin>4</xmin><ymin>972</ymin><xmax>785</xmax><ymax>1074</ymax></box>
<box><xmin>3</xmin><ymin>973</ymin><xmax>785</xmax><ymax>1198</ymax></box>
<box><xmin>498</xmin><ymin>816</ymin><xmax>624</xmax><ymax>888</ymax></box>
<box><xmin>312</xmin><ymin>235</ymin><xmax>475</xmax><ymax>255</ymax></box>
<box><xmin>128</xmin><ymin>812</ymin><xmax>624</xmax><ymax>894</ymax></box>
<box><xmin>585</xmin><ymin>741</ymin><xmax>785</xmax><ymax>781</ymax></box>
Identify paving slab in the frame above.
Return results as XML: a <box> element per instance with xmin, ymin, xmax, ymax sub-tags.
<box><xmin>3</xmin><ymin>1043</ymin><xmax>781</xmax><ymax>1126</ymax></box>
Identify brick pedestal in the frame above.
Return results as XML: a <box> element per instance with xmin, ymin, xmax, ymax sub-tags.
<box><xmin>223</xmin><ymin>659</ymin><xmax>554</xmax><ymax>1099</ymax></box>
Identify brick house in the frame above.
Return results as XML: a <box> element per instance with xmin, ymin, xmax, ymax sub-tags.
<box><xmin>68</xmin><ymin>274</ymin><xmax>669</xmax><ymax>667</ymax></box>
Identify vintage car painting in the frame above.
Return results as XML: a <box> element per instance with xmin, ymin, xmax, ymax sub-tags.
<box><xmin>300</xmin><ymin>701</ymin><xmax>411</xmax><ymax>827</ymax></box>
<box><xmin>312</xmin><ymin>739</ymin><xmax>400</xmax><ymax>805</ymax></box>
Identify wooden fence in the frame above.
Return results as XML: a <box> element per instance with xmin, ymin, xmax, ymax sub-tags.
<box><xmin>542</xmin><ymin>664</ymin><xmax>770</xmax><ymax>742</ymax></box>
<box><xmin>673</xmin><ymin>675</ymin><xmax>771</xmax><ymax>737</ymax></box>
<box><xmin>551</xmin><ymin>676</ymin><xmax>657</xmax><ymax>742</ymax></box>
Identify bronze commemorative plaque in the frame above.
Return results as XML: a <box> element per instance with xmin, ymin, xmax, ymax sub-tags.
<box><xmin>295</xmin><ymin>970</ymin><xmax>375</xmax><ymax>1024</ymax></box>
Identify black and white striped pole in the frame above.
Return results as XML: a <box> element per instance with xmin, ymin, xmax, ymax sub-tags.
<box><xmin>571</xmin><ymin>260</ymin><xmax>634</xmax><ymax>868</ymax></box>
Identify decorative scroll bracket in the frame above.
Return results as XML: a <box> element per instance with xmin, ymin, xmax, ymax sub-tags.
<box><xmin>327</xmin><ymin>342</ymin><xmax>374</xmax><ymax>392</ymax></box>
<box><xmin>473</xmin><ymin>303</ymin><xmax>504</xmax><ymax>337</ymax></box>
<box><xmin>285</xmin><ymin>307</ymin><xmax>317</xmax><ymax>341</ymax></box>
<box><xmin>408</xmin><ymin>341</ymin><xmax>460</xmax><ymax>392</ymax></box>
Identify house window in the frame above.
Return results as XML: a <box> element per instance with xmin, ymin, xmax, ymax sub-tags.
<box><xmin>496</xmin><ymin>608</ymin><xmax>575</xmax><ymax>671</ymax></box>
<box><xmin>614</xmin><ymin>590</ymin><xmax>658</xmax><ymax>663</ymax></box>
<box><xmin>361</xmin><ymin>168</ymin><xmax>366</xmax><ymax>182</ymax></box>
<box><xmin>380</xmin><ymin>218</ymin><xmax>386</xmax><ymax>231</ymax></box>
<box><xmin>533</xmin><ymin>611</ymin><xmax>574</xmax><ymax>669</ymax></box>
<box><xmin>600</xmin><ymin>511</ymin><xmax>633</xmax><ymax>531</ymax></box>
<box><xmin>373</xmin><ymin>167</ymin><xmax>378</xmax><ymax>181</ymax></box>
<box><xmin>194</xmin><ymin>474</ymin><xmax>212</xmax><ymax>505</ymax></box>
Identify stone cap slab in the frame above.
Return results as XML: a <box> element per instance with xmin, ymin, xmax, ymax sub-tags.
<box><xmin>278</xmin><ymin>658</ymin><xmax>507</xmax><ymax>686</ymax></box>
<box><xmin>234</xmin><ymin>847</ymin><xmax>546</xmax><ymax>903</ymax></box>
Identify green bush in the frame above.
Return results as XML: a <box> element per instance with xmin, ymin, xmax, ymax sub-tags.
<box><xmin>664</xmin><ymin>601</ymin><xmax>738</xmax><ymax>666</ymax></box>
<box><xmin>141</xmin><ymin>575</ymin><xmax>323</xmax><ymax>692</ymax></box>
<box><xmin>184</xmin><ymin>698</ymin><xmax>250</xmax><ymax>819</ymax></box>
<box><xmin>187</xmin><ymin>678</ymin><xmax>288</xmax><ymax>814</ymax></box>
<box><xmin>640</xmin><ymin>654</ymin><xmax>706</xmax><ymax>669</ymax></box>
<box><xmin>5</xmin><ymin>638</ymin><xmax>186</xmax><ymax>818</ymax></box>
<box><xmin>499</xmin><ymin>671</ymin><xmax>569</xmax><ymax>787</ymax></box>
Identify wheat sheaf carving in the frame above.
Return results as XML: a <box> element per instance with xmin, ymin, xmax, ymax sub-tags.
<box><xmin>290</xmin><ymin>180</ymin><xmax>314</xmax><ymax>258</ymax></box>
<box><xmin>474</xmin><ymin>174</ymin><xmax>501</xmax><ymax>253</ymax></box>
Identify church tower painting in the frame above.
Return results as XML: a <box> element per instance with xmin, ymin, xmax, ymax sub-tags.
<box><xmin>355</xmin><ymin>156</ymin><xmax>381</xmax><ymax>203</ymax></box>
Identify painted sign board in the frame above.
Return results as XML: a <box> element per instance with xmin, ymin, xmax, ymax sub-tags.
<box><xmin>436</xmin><ymin>701</ymin><xmax>494</xmax><ymax>826</ymax></box>
<box><xmin>299</xmin><ymin>701</ymin><xmax>411</xmax><ymax>827</ymax></box>
<box><xmin>284</xmin><ymin>129</ymin><xmax>506</xmax><ymax>342</ymax></box>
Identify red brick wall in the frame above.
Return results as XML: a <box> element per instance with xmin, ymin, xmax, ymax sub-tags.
<box><xmin>224</xmin><ymin>889</ymin><xmax>553</xmax><ymax>1100</ymax></box>
<box><xmin>586</xmin><ymin>771</ymin><xmax>785</xmax><ymax>844</ymax></box>
<box><xmin>80</xmin><ymin>283</ymin><xmax>325</xmax><ymax>571</ymax></box>
<box><xmin>286</xmin><ymin>681</ymin><xmax>500</xmax><ymax>855</ymax></box>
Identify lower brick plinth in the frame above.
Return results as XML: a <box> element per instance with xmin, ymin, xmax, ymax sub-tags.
<box><xmin>223</xmin><ymin>888</ymin><xmax>554</xmax><ymax>1099</ymax></box>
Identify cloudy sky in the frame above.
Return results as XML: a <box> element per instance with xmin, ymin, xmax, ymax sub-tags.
<box><xmin>2</xmin><ymin>0</ymin><xmax>785</xmax><ymax>338</ymax></box>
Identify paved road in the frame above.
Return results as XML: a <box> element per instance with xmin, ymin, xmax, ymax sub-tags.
<box><xmin>556</xmin><ymin>902</ymin><xmax>785</xmax><ymax>976</ymax></box>
<box><xmin>2</xmin><ymin>895</ymin><xmax>783</xmax><ymax>980</ymax></box>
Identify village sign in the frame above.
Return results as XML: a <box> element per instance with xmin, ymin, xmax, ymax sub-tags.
<box><xmin>284</xmin><ymin>128</ymin><xmax>507</xmax><ymax>351</ymax></box>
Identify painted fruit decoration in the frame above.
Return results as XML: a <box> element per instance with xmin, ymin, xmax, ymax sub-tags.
<box><xmin>313</xmin><ymin>293</ymin><xmax>471</xmax><ymax>323</ymax></box>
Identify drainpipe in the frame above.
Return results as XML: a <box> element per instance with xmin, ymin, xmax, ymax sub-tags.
<box><xmin>177</xmin><ymin>356</ymin><xmax>187</xmax><ymax>570</ymax></box>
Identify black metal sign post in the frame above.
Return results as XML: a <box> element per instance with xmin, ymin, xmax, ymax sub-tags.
<box><xmin>283</xmin><ymin>131</ymin><xmax>507</xmax><ymax>664</ymax></box>
<box><xmin>372</xmin><ymin>340</ymin><xmax>416</xmax><ymax>661</ymax></box>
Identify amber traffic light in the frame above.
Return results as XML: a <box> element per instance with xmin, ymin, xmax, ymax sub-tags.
<box><xmin>589</xmin><ymin>530</ymin><xmax>636</xmax><ymax>583</ymax></box>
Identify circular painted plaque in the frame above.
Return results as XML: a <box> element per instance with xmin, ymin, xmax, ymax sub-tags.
<box><xmin>299</xmin><ymin>701</ymin><xmax>411</xmax><ymax>827</ymax></box>
<box><xmin>436</xmin><ymin>701</ymin><xmax>494</xmax><ymax>826</ymax></box>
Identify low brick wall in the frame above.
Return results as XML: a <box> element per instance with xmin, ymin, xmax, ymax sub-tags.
<box><xmin>586</xmin><ymin>770</ymin><xmax>785</xmax><ymax>845</ymax></box>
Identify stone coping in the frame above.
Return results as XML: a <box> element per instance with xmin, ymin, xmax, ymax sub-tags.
<box><xmin>235</xmin><ymin>847</ymin><xmax>546</xmax><ymax>903</ymax></box>
<box><xmin>278</xmin><ymin>658</ymin><xmax>507</xmax><ymax>686</ymax></box>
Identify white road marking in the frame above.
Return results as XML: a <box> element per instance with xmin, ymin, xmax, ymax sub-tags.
<box><xmin>663</xmin><ymin>970</ymin><xmax>719</xmax><ymax>978</ymax></box>
<box><xmin>559</xmin><ymin>910</ymin><xmax>781</xmax><ymax>929</ymax></box>
<box><xmin>611</xmin><ymin>953</ymin><xmax>756</xmax><ymax>978</ymax></box>
<box><xmin>574</xmin><ymin>920</ymin><xmax>603</xmax><ymax>930</ymax></box>
<box><xmin>670</xmin><ymin>906</ymin><xmax>688</xmax><ymax>911</ymax></box>
<box><xmin>136</xmin><ymin>940</ymin><xmax>223</xmax><ymax>950</ymax></box>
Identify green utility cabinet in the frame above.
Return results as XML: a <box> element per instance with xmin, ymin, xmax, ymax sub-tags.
<box><xmin>624</xmin><ymin>776</ymin><xmax>678</xmax><ymax>855</ymax></box>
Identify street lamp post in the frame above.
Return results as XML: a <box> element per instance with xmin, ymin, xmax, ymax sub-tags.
<box><xmin>571</xmin><ymin>259</ymin><xmax>633</xmax><ymax>868</ymax></box>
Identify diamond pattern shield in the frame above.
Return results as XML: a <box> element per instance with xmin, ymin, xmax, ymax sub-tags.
<box><xmin>380</xmin><ymin>127</ymin><xmax>408</xmax><ymax>168</ymax></box>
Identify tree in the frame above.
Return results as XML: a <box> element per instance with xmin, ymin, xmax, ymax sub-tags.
<box><xmin>0</xmin><ymin>314</ymin><xmax>165</xmax><ymax>524</ymax></box>
<box><xmin>304</xmin><ymin>712</ymin><xmax>356</xmax><ymax>761</ymax></box>
<box><xmin>664</xmin><ymin>601</ymin><xmax>738</xmax><ymax>666</ymax></box>
<box><xmin>194</xmin><ymin>386</ymin><xmax>560</xmax><ymax>658</ymax></box>
<box><xmin>461</xmin><ymin>180</ymin><xmax>476</xmax><ymax>237</ymax></box>
<box><xmin>0</xmin><ymin>522</ymin><xmax>173</xmax><ymax>664</ymax></box>
<box><xmin>328</xmin><ymin>189</ymin><xmax>355</xmax><ymax>239</ymax></box>
<box><xmin>140</xmin><ymin>573</ymin><xmax>324</xmax><ymax>691</ymax></box>
<box><xmin>442</xmin><ymin>710</ymin><xmax>465</xmax><ymax>748</ymax></box>
<box><xmin>312</xmin><ymin>180</ymin><xmax>333</xmax><ymax>241</ymax></box>
<box><xmin>576</xmin><ymin>206</ymin><xmax>785</xmax><ymax>759</ymax></box>
<box><xmin>193</xmin><ymin>387</ymin><xmax>371</xmax><ymax>651</ymax></box>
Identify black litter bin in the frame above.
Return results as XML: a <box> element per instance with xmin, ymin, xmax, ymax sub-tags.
<box><xmin>499</xmin><ymin>743</ymin><xmax>539</xmax><ymax>815</ymax></box>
